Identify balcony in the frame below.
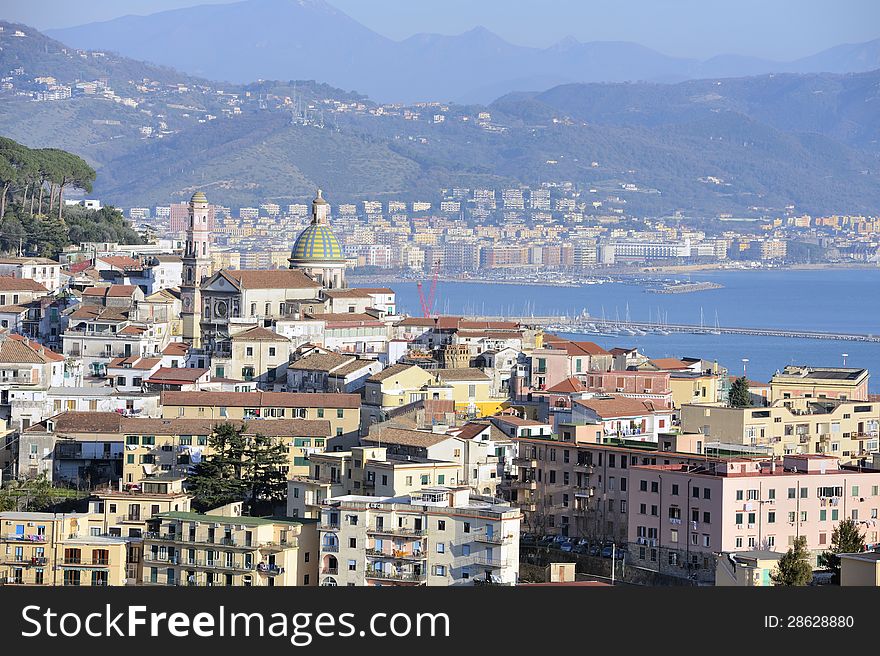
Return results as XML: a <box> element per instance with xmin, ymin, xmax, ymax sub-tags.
<box><xmin>321</xmin><ymin>544</ymin><xmax>339</xmax><ymax>553</ymax></box>
<box><xmin>1</xmin><ymin>535</ymin><xmax>47</xmax><ymax>543</ymax></box>
<box><xmin>1</xmin><ymin>556</ymin><xmax>47</xmax><ymax>566</ymax></box>
<box><xmin>510</xmin><ymin>480</ymin><xmax>537</xmax><ymax>490</ymax></box>
<box><xmin>364</xmin><ymin>569</ymin><xmax>426</xmax><ymax>583</ymax></box>
<box><xmin>574</xmin><ymin>463</ymin><xmax>594</xmax><ymax>473</ymax></box>
<box><xmin>260</xmin><ymin>539</ymin><xmax>298</xmax><ymax>551</ymax></box>
<box><xmin>366</xmin><ymin>526</ymin><xmax>427</xmax><ymax>537</ymax></box>
<box><xmin>60</xmin><ymin>559</ymin><xmax>110</xmax><ymax>568</ymax></box>
<box><xmin>322</xmin><ymin>567</ymin><xmax>338</xmax><ymax>575</ymax></box>
<box><xmin>318</xmin><ymin>523</ymin><xmax>340</xmax><ymax>532</ymax></box>
<box><xmin>366</xmin><ymin>548</ymin><xmax>426</xmax><ymax>561</ymax></box>
<box><xmin>256</xmin><ymin>563</ymin><xmax>284</xmax><ymax>576</ymax></box>
<box><xmin>471</xmin><ymin>556</ymin><xmax>512</xmax><ymax>568</ymax></box>
<box><xmin>668</xmin><ymin>517</ymin><xmax>682</xmax><ymax>525</ymax></box>
<box><xmin>473</xmin><ymin>533</ymin><xmax>514</xmax><ymax>545</ymax></box>
<box><xmin>512</xmin><ymin>457</ymin><xmax>537</xmax><ymax>468</ymax></box>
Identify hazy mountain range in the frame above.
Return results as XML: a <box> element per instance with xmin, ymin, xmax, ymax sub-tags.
<box><xmin>45</xmin><ymin>0</ymin><xmax>880</xmax><ymax>103</ymax></box>
<box><xmin>2</xmin><ymin>20</ymin><xmax>879</xmax><ymax>215</ymax></box>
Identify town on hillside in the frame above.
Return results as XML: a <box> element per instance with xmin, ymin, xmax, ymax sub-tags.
<box><xmin>0</xmin><ymin>186</ymin><xmax>877</xmax><ymax>589</ymax></box>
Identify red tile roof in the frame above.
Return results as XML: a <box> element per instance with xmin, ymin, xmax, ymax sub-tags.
<box><xmin>159</xmin><ymin>390</ymin><xmax>361</xmax><ymax>409</ymax></box>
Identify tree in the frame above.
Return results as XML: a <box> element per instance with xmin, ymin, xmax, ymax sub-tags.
<box><xmin>771</xmin><ymin>536</ymin><xmax>813</xmax><ymax>586</ymax></box>
<box><xmin>729</xmin><ymin>376</ymin><xmax>751</xmax><ymax>407</ymax></box>
<box><xmin>185</xmin><ymin>423</ymin><xmax>289</xmax><ymax>514</ymax></box>
<box><xmin>818</xmin><ymin>519</ymin><xmax>865</xmax><ymax>584</ymax></box>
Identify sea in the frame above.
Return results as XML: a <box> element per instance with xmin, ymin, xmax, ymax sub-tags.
<box><xmin>387</xmin><ymin>268</ymin><xmax>880</xmax><ymax>391</ymax></box>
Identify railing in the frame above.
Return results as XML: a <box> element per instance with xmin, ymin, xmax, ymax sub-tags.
<box><xmin>510</xmin><ymin>480</ymin><xmax>537</xmax><ymax>490</ymax></box>
<box><xmin>0</xmin><ymin>556</ymin><xmax>48</xmax><ymax>566</ymax></box>
<box><xmin>512</xmin><ymin>457</ymin><xmax>537</xmax><ymax>468</ymax></box>
<box><xmin>364</xmin><ymin>569</ymin><xmax>426</xmax><ymax>582</ymax></box>
<box><xmin>1</xmin><ymin>535</ymin><xmax>47</xmax><ymax>543</ymax></box>
<box><xmin>144</xmin><ymin>532</ymin><xmax>258</xmax><ymax>550</ymax></box>
<box><xmin>321</xmin><ymin>544</ymin><xmax>339</xmax><ymax>553</ymax></box>
<box><xmin>256</xmin><ymin>563</ymin><xmax>283</xmax><ymax>575</ymax></box>
<box><xmin>322</xmin><ymin>567</ymin><xmax>339</xmax><ymax>575</ymax></box>
<box><xmin>366</xmin><ymin>526</ymin><xmax>427</xmax><ymax>537</ymax></box>
<box><xmin>471</xmin><ymin>556</ymin><xmax>512</xmax><ymax>568</ymax></box>
<box><xmin>318</xmin><ymin>523</ymin><xmax>340</xmax><ymax>532</ymax></box>
<box><xmin>473</xmin><ymin>533</ymin><xmax>514</xmax><ymax>545</ymax></box>
<box><xmin>61</xmin><ymin>559</ymin><xmax>110</xmax><ymax>567</ymax></box>
<box><xmin>366</xmin><ymin>548</ymin><xmax>427</xmax><ymax>560</ymax></box>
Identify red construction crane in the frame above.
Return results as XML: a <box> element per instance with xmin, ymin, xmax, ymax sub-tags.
<box><xmin>417</xmin><ymin>259</ymin><xmax>441</xmax><ymax>318</ymax></box>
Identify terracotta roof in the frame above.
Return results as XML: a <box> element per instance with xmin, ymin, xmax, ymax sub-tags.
<box><xmin>305</xmin><ymin>312</ymin><xmax>382</xmax><ymax>325</ymax></box>
<box><xmin>221</xmin><ymin>269</ymin><xmax>321</xmax><ymax>290</ymax></box>
<box><xmin>26</xmin><ymin>412</ymin><xmax>331</xmax><ymax>438</ymax></box>
<box><xmin>492</xmin><ymin>415</ymin><xmax>548</xmax><ymax>427</ymax></box>
<box><xmin>545</xmin><ymin>377</ymin><xmax>587</xmax><ymax>394</ymax></box>
<box><xmin>574</xmin><ymin>397</ymin><xmax>662</xmax><ymax>418</ymax></box>
<box><xmin>118</xmin><ymin>324</ymin><xmax>147</xmax><ymax>335</ymax></box>
<box><xmin>368</xmin><ymin>363</ymin><xmax>427</xmax><ymax>382</ymax></box>
<box><xmin>26</xmin><ymin>411</ymin><xmax>126</xmax><ymax>434</ymax></box>
<box><xmin>435</xmin><ymin>367</ymin><xmax>490</xmax><ymax>382</ymax></box>
<box><xmin>362</xmin><ymin>426</ymin><xmax>455</xmax><ymax>449</ymax></box>
<box><xmin>397</xmin><ymin>317</ymin><xmax>435</xmax><ymax>327</ymax></box>
<box><xmin>549</xmin><ymin>340</ymin><xmax>610</xmax><ymax>356</ymax></box>
<box><xmin>329</xmin><ymin>359</ymin><xmax>376</xmax><ymax>377</ymax></box>
<box><xmin>97</xmin><ymin>255</ymin><xmax>142</xmax><ymax>270</ymax></box>
<box><xmin>146</xmin><ymin>367</ymin><xmax>210</xmax><ymax>384</ymax></box>
<box><xmin>322</xmin><ymin>289</ymin><xmax>373</xmax><ymax>298</ymax></box>
<box><xmin>353</xmin><ymin>287</ymin><xmax>394</xmax><ymax>294</ymax></box>
<box><xmin>231</xmin><ymin>326</ymin><xmax>290</xmax><ymax>342</ymax></box>
<box><xmin>456</xmin><ymin>330</ymin><xmax>523</xmax><ymax>340</ymax></box>
<box><xmin>0</xmin><ymin>304</ymin><xmax>28</xmax><ymax>313</ymax></box>
<box><xmin>609</xmin><ymin>347</ymin><xmax>638</xmax><ymax>356</ymax></box>
<box><xmin>0</xmin><ymin>335</ymin><xmax>62</xmax><ymax>364</ymax></box>
<box><xmin>83</xmin><ymin>284</ymin><xmax>139</xmax><ymax>298</ymax></box>
<box><xmin>68</xmin><ymin>306</ymin><xmax>130</xmax><ymax>322</ymax></box>
<box><xmin>451</xmin><ymin>422</ymin><xmax>491</xmax><ymax>440</ymax></box>
<box><xmin>108</xmin><ymin>356</ymin><xmax>161</xmax><ymax>370</ymax></box>
<box><xmin>649</xmin><ymin>358</ymin><xmax>691</xmax><ymax>370</ymax></box>
<box><xmin>288</xmin><ymin>351</ymin><xmax>354</xmax><ymax>373</ymax></box>
<box><xmin>458</xmin><ymin>320</ymin><xmax>520</xmax><ymax>330</ymax></box>
<box><xmin>160</xmin><ymin>390</ymin><xmax>361</xmax><ymax>409</ymax></box>
<box><xmin>66</xmin><ymin>260</ymin><xmax>93</xmax><ymax>274</ymax></box>
<box><xmin>0</xmin><ymin>277</ymin><xmax>48</xmax><ymax>292</ymax></box>
<box><xmin>163</xmin><ymin>342</ymin><xmax>189</xmax><ymax>356</ymax></box>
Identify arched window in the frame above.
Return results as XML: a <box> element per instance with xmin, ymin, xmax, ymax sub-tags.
<box><xmin>321</xmin><ymin>576</ymin><xmax>337</xmax><ymax>587</ymax></box>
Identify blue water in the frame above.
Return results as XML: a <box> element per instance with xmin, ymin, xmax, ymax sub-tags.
<box><xmin>389</xmin><ymin>268</ymin><xmax>880</xmax><ymax>390</ymax></box>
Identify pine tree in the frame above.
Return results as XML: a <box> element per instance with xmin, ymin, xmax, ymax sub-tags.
<box><xmin>729</xmin><ymin>376</ymin><xmax>751</xmax><ymax>407</ymax></box>
<box><xmin>818</xmin><ymin>518</ymin><xmax>865</xmax><ymax>584</ymax></box>
<box><xmin>771</xmin><ymin>536</ymin><xmax>813</xmax><ymax>586</ymax></box>
<box><xmin>185</xmin><ymin>423</ymin><xmax>289</xmax><ymax>514</ymax></box>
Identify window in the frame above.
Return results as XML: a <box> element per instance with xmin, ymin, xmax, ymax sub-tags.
<box><xmin>788</xmin><ymin>487</ymin><xmax>796</xmax><ymax>499</ymax></box>
<box><xmin>348</xmin><ymin>560</ymin><xmax>357</xmax><ymax>571</ymax></box>
<box><xmin>671</xmin><ymin>484</ymin><xmax>679</xmax><ymax>496</ymax></box>
<box><xmin>433</xmin><ymin>565</ymin><xmax>446</xmax><ymax>577</ymax></box>
<box><xmin>436</xmin><ymin>543</ymin><xmax>445</xmax><ymax>553</ymax></box>
<box><xmin>692</xmin><ymin>487</ymin><xmax>700</xmax><ymax>498</ymax></box>
<box><xmin>463</xmin><ymin>522</ymin><xmax>470</xmax><ymax>534</ymax></box>
<box><xmin>437</xmin><ymin>520</ymin><xmax>446</xmax><ymax>531</ymax></box>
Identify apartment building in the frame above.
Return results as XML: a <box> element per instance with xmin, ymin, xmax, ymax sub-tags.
<box><xmin>769</xmin><ymin>366</ymin><xmax>869</xmax><ymax>402</ymax></box>
<box><xmin>568</xmin><ymin>397</ymin><xmax>674</xmax><ymax>443</ymax></box>
<box><xmin>509</xmin><ymin>429</ymin><xmax>707</xmax><ymax>541</ymax></box>
<box><xmin>317</xmin><ymin>487</ymin><xmax>521</xmax><ymax>586</ymax></box>
<box><xmin>361</xmin><ymin>425</ymin><xmax>504</xmax><ymax>495</ymax></box>
<box><xmin>287</xmin><ymin>350</ymin><xmax>381</xmax><ymax>394</ymax></box>
<box><xmin>626</xmin><ymin>454</ymin><xmax>880</xmax><ymax>582</ymax></box>
<box><xmin>158</xmin><ymin>390</ymin><xmax>361</xmax><ymax>447</ymax></box>
<box><xmin>142</xmin><ymin>507</ymin><xmax>318</xmax><ymax>587</ymax></box>
<box><xmin>288</xmin><ymin>445</ymin><xmax>461</xmax><ymax>519</ymax></box>
<box><xmin>531</xmin><ymin>340</ymin><xmax>613</xmax><ymax>391</ymax></box>
<box><xmin>88</xmin><ymin>474</ymin><xmax>192</xmax><ymax>579</ymax></box>
<box><xmin>0</xmin><ymin>334</ymin><xmax>65</xmax><ymax>431</ymax></box>
<box><xmin>680</xmin><ymin>397</ymin><xmax>880</xmax><ymax>461</ymax></box>
<box><xmin>210</xmin><ymin>326</ymin><xmax>291</xmax><ymax>389</ymax></box>
<box><xmin>0</xmin><ymin>512</ymin><xmax>127</xmax><ymax>586</ymax></box>
<box><xmin>0</xmin><ymin>256</ymin><xmax>63</xmax><ymax>292</ymax></box>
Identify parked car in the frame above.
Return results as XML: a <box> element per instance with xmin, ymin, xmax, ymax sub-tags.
<box><xmin>521</xmin><ymin>533</ymin><xmax>537</xmax><ymax>546</ymax></box>
<box><xmin>572</xmin><ymin>543</ymin><xmax>590</xmax><ymax>554</ymax></box>
<box><xmin>553</xmin><ymin>535</ymin><xmax>569</xmax><ymax>544</ymax></box>
<box><xmin>537</xmin><ymin>535</ymin><xmax>555</xmax><ymax>547</ymax></box>
<box><xmin>588</xmin><ymin>545</ymin><xmax>601</xmax><ymax>557</ymax></box>
<box><xmin>559</xmin><ymin>541</ymin><xmax>574</xmax><ymax>552</ymax></box>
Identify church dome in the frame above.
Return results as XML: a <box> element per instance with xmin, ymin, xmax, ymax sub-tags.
<box><xmin>190</xmin><ymin>191</ymin><xmax>208</xmax><ymax>204</ymax></box>
<box><xmin>290</xmin><ymin>223</ymin><xmax>344</xmax><ymax>262</ymax></box>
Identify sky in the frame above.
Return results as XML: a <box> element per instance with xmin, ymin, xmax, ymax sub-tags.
<box><xmin>1</xmin><ymin>0</ymin><xmax>878</xmax><ymax>60</ymax></box>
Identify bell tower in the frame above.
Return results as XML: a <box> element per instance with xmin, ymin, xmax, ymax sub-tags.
<box><xmin>181</xmin><ymin>191</ymin><xmax>212</xmax><ymax>347</ymax></box>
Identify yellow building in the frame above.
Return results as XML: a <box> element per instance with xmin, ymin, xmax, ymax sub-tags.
<box><xmin>211</xmin><ymin>325</ymin><xmax>292</xmax><ymax>389</ymax></box>
<box><xmin>770</xmin><ymin>366</ymin><xmax>870</xmax><ymax>403</ymax></box>
<box><xmin>88</xmin><ymin>474</ymin><xmax>193</xmax><ymax>579</ymax></box>
<box><xmin>142</xmin><ymin>506</ymin><xmax>318</xmax><ymax>587</ymax></box>
<box><xmin>288</xmin><ymin>446</ymin><xmax>461</xmax><ymax>519</ymax></box>
<box><xmin>364</xmin><ymin>363</ymin><xmax>436</xmax><ymax>410</ymax></box>
<box><xmin>434</xmin><ymin>367</ymin><xmax>504</xmax><ymax>417</ymax></box>
<box><xmin>840</xmin><ymin>552</ymin><xmax>880</xmax><ymax>586</ymax></box>
<box><xmin>158</xmin><ymin>390</ymin><xmax>361</xmax><ymax>447</ymax></box>
<box><xmin>0</xmin><ymin>512</ymin><xmax>128</xmax><ymax>586</ymax></box>
<box><xmin>715</xmin><ymin>550</ymin><xmax>783</xmax><ymax>586</ymax></box>
<box><xmin>669</xmin><ymin>371</ymin><xmax>721</xmax><ymax>408</ymax></box>
<box><xmin>680</xmin><ymin>397</ymin><xmax>880</xmax><ymax>460</ymax></box>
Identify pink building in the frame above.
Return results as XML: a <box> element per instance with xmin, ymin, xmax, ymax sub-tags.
<box><xmin>576</xmin><ymin>370</ymin><xmax>672</xmax><ymax>408</ymax></box>
<box><xmin>627</xmin><ymin>454</ymin><xmax>880</xmax><ymax>581</ymax></box>
<box><xmin>530</xmin><ymin>339</ymin><xmax>612</xmax><ymax>391</ymax></box>
<box><xmin>572</xmin><ymin>397</ymin><xmax>673</xmax><ymax>443</ymax></box>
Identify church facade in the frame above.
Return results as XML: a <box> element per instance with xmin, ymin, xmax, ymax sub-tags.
<box><xmin>182</xmin><ymin>189</ymin><xmax>348</xmax><ymax>354</ymax></box>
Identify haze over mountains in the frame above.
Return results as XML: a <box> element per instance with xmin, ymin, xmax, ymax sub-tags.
<box><xmin>1</xmin><ymin>17</ymin><xmax>879</xmax><ymax>215</ymax></box>
<box><xmin>46</xmin><ymin>0</ymin><xmax>880</xmax><ymax>103</ymax></box>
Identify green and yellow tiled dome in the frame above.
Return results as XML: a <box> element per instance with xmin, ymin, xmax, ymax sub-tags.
<box><xmin>290</xmin><ymin>223</ymin><xmax>345</xmax><ymax>262</ymax></box>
